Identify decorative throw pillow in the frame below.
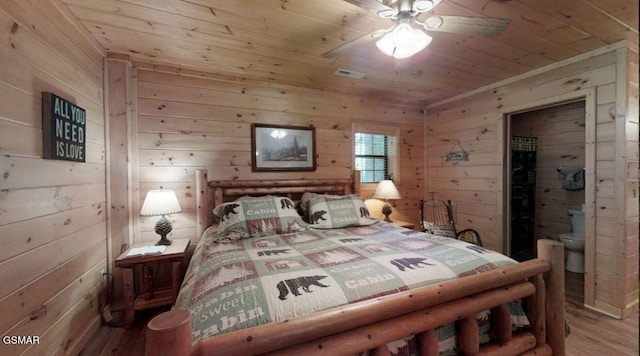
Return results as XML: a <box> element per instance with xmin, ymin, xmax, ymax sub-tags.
<box><xmin>212</xmin><ymin>196</ymin><xmax>307</xmax><ymax>240</ymax></box>
<box><xmin>307</xmin><ymin>194</ymin><xmax>377</xmax><ymax>229</ymax></box>
<box><xmin>299</xmin><ymin>192</ymin><xmax>317</xmax><ymax>217</ymax></box>
<box><xmin>422</xmin><ymin>221</ymin><xmax>456</xmax><ymax>239</ymax></box>
<box><xmin>299</xmin><ymin>192</ymin><xmax>341</xmax><ymax>220</ymax></box>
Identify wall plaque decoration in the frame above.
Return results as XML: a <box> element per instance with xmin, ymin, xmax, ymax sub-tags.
<box><xmin>42</xmin><ymin>92</ymin><xmax>86</xmax><ymax>162</ymax></box>
<box><xmin>445</xmin><ymin>140</ymin><xmax>469</xmax><ymax>162</ymax></box>
<box><xmin>251</xmin><ymin>124</ymin><xmax>316</xmax><ymax>171</ymax></box>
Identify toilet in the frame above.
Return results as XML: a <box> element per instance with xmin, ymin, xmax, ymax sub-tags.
<box><xmin>558</xmin><ymin>205</ymin><xmax>585</xmax><ymax>273</ymax></box>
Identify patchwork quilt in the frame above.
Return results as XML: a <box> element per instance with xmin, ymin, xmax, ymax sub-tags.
<box><xmin>175</xmin><ymin>222</ymin><xmax>528</xmax><ymax>353</ymax></box>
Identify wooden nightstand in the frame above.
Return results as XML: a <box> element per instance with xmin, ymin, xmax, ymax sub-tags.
<box><xmin>115</xmin><ymin>238</ymin><xmax>190</xmax><ymax>328</ymax></box>
<box><xmin>389</xmin><ymin>219</ymin><xmax>416</xmax><ymax>230</ymax></box>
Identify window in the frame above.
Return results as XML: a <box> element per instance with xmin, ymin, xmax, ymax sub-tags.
<box><xmin>354</xmin><ymin>132</ymin><xmax>396</xmax><ymax>183</ymax></box>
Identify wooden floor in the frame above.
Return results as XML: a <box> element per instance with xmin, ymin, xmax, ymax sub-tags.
<box><xmin>78</xmin><ymin>307</ymin><xmax>169</xmax><ymax>356</ymax></box>
<box><xmin>564</xmin><ymin>271</ymin><xmax>639</xmax><ymax>356</ymax></box>
<box><xmin>80</xmin><ymin>272</ymin><xmax>638</xmax><ymax>355</ymax></box>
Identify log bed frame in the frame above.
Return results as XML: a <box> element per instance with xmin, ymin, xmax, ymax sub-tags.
<box><xmin>146</xmin><ymin>169</ymin><xmax>565</xmax><ymax>356</ymax></box>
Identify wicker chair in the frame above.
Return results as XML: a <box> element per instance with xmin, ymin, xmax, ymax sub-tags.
<box><xmin>419</xmin><ymin>199</ymin><xmax>483</xmax><ymax>246</ymax></box>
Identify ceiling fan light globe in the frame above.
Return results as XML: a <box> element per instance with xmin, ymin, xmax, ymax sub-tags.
<box><xmin>393</xmin><ymin>22</ymin><xmax>415</xmax><ymax>47</ymax></box>
<box><xmin>423</xmin><ymin>15</ymin><xmax>444</xmax><ymax>30</ymax></box>
<box><xmin>393</xmin><ymin>35</ymin><xmax>430</xmax><ymax>58</ymax></box>
<box><xmin>377</xmin><ymin>26</ymin><xmax>432</xmax><ymax>59</ymax></box>
<box><xmin>377</xmin><ymin>8</ymin><xmax>397</xmax><ymax>19</ymax></box>
<box><xmin>413</xmin><ymin>0</ymin><xmax>435</xmax><ymax>12</ymax></box>
<box><xmin>375</xmin><ymin>34</ymin><xmax>396</xmax><ymax>56</ymax></box>
<box><xmin>412</xmin><ymin>28</ymin><xmax>432</xmax><ymax>49</ymax></box>
<box><xmin>391</xmin><ymin>47</ymin><xmax>414</xmax><ymax>59</ymax></box>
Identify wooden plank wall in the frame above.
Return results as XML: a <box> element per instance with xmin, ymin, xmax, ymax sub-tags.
<box><xmin>0</xmin><ymin>0</ymin><xmax>107</xmax><ymax>355</ymax></box>
<box><xmin>622</xmin><ymin>43</ymin><xmax>639</xmax><ymax>315</ymax></box>
<box><xmin>131</xmin><ymin>64</ymin><xmax>425</xmax><ymax>244</ymax></box>
<box><xmin>425</xmin><ymin>42</ymin><xmax>638</xmax><ymax>318</ymax></box>
<box><xmin>511</xmin><ymin>101</ymin><xmax>586</xmax><ymax>241</ymax></box>
<box><xmin>105</xmin><ymin>54</ymin><xmax>139</xmax><ymax>302</ymax></box>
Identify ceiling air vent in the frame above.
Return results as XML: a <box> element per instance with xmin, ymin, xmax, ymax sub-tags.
<box><xmin>333</xmin><ymin>68</ymin><xmax>366</xmax><ymax>79</ymax></box>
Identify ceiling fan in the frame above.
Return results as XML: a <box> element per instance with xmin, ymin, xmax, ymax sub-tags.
<box><xmin>323</xmin><ymin>0</ymin><xmax>511</xmax><ymax>59</ymax></box>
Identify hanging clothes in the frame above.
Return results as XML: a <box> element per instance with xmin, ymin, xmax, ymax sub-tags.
<box><xmin>557</xmin><ymin>167</ymin><xmax>584</xmax><ymax>191</ymax></box>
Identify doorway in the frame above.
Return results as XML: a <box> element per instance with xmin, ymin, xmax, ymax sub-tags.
<box><xmin>506</xmin><ymin>100</ymin><xmax>587</xmax><ymax>300</ymax></box>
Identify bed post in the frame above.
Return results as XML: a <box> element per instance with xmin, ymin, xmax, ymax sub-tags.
<box><xmin>353</xmin><ymin>170</ymin><xmax>361</xmax><ymax>194</ymax></box>
<box><xmin>537</xmin><ymin>239</ymin><xmax>565</xmax><ymax>356</ymax></box>
<box><xmin>531</xmin><ymin>274</ymin><xmax>546</xmax><ymax>345</ymax></box>
<box><xmin>146</xmin><ymin>309</ymin><xmax>192</xmax><ymax>356</ymax></box>
<box><xmin>196</xmin><ymin>169</ymin><xmax>208</xmax><ymax>239</ymax></box>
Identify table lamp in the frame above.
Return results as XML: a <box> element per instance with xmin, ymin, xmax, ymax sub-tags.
<box><xmin>372</xmin><ymin>180</ymin><xmax>401</xmax><ymax>222</ymax></box>
<box><xmin>140</xmin><ymin>189</ymin><xmax>182</xmax><ymax>245</ymax></box>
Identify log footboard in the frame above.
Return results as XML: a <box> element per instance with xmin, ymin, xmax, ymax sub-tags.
<box><xmin>146</xmin><ymin>239</ymin><xmax>565</xmax><ymax>356</ymax></box>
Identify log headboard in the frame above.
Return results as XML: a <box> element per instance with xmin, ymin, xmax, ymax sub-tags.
<box><xmin>195</xmin><ymin>169</ymin><xmax>361</xmax><ymax>238</ymax></box>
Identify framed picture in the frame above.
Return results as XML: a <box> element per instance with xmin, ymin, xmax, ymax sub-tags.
<box><xmin>251</xmin><ymin>124</ymin><xmax>316</xmax><ymax>171</ymax></box>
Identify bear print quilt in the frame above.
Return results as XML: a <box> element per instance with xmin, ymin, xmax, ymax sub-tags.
<box><xmin>175</xmin><ymin>221</ymin><xmax>525</xmax><ymax>348</ymax></box>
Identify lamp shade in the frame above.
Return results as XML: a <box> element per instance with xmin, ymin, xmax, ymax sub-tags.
<box><xmin>372</xmin><ymin>180</ymin><xmax>401</xmax><ymax>200</ymax></box>
<box><xmin>376</xmin><ymin>21</ymin><xmax>432</xmax><ymax>59</ymax></box>
<box><xmin>140</xmin><ymin>189</ymin><xmax>182</xmax><ymax>216</ymax></box>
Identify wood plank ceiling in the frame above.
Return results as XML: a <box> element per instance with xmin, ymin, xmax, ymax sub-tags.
<box><xmin>62</xmin><ymin>0</ymin><xmax>638</xmax><ymax>107</ymax></box>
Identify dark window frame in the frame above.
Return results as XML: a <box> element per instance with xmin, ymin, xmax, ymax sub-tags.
<box><xmin>355</xmin><ymin>133</ymin><xmax>390</xmax><ymax>183</ymax></box>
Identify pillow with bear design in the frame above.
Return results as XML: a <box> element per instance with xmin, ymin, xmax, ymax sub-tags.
<box><xmin>299</xmin><ymin>192</ymin><xmax>343</xmax><ymax>221</ymax></box>
<box><xmin>307</xmin><ymin>195</ymin><xmax>378</xmax><ymax>229</ymax></box>
<box><xmin>212</xmin><ymin>196</ymin><xmax>307</xmax><ymax>241</ymax></box>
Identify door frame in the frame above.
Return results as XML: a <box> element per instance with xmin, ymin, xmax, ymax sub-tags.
<box><xmin>499</xmin><ymin>88</ymin><xmax>596</xmax><ymax>304</ymax></box>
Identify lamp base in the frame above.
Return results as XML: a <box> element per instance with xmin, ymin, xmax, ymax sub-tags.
<box><xmin>156</xmin><ymin>234</ymin><xmax>173</xmax><ymax>246</ymax></box>
<box><xmin>381</xmin><ymin>203</ymin><xmax>393</xmax><ymax>223</ymax></box>
<box><xmin>155</xmin><ymin>215</ymin><xmax>173</xmax><ymax>246</ymax></box>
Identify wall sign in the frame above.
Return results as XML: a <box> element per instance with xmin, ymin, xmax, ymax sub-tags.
<box><xmin>445</xmin><ymin>140</ymin><xmax>469</xmax><ymax>162</ymax></box>
<box><xmin>42</xmin><ymin>92</ymin><xmax>86</xmax><ymax>162</ymax></box>
<box><xmin>445</xmin><ymin>151</ymin><xmax>469</xmax><ymax>162</ymax></box>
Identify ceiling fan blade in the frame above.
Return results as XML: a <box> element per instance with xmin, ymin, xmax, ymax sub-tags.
<box><xmin>322</xmin><ymin>29</ymin><xmax>386</xmax><ymax>58</ymax></box>
<box><xmin>342</xmin><ymin>0</ymin><xmax>395</xmax><ymax>17</ymax></box>
<box><xmin>423</xmin><ymin>15</ymin><xmax>511</xmax><ymax>36</ymax></box>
